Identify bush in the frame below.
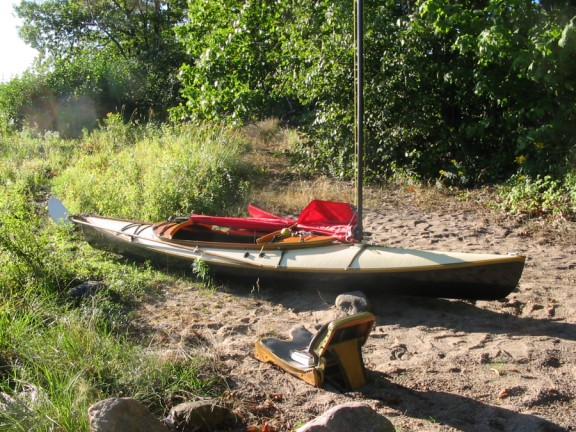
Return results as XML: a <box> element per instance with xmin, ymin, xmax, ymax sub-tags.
<box><xmin>52</xmin><ymin>117</ymin><xmax>250</xmax><ymax>220</ymax></box>
<box><xmin>496</xmin><ymin>173</ymin><xmax>576</xmax><ymax>219</ymax></box>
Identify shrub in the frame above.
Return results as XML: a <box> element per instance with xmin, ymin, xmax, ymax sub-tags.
<box><xmin>496</xmin><ymin>173</ymin><xmax>576</xmax><ymax>219</ymax></box>
<box><xmin>52</xmin><ymin>119</ymin><xmax>250</xmax><ymax>220</ymax></box>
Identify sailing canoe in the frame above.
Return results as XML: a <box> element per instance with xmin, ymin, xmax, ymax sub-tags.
<box><xmin>57</xmin><ymin>201</ymin><xmax>525</xmax><ymax>301</ymax></box>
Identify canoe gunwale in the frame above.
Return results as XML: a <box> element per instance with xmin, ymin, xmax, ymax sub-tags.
<box><xmin>71</xmin><ymin>214</ymin><xmax>526</xmax><ymax>300</ymax></box>
<box><xmin>73</xmin><ymin>215</ymin><xmax>526</xmax><ymax>272</ymax></box>
<box><xmin>71</xmin><ymin>215</ymin><xmax>339</xmax><ymax>251</ymax></box>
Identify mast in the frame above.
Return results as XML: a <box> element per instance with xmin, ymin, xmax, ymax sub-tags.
<box><xmin>355</xmin><ymin>0</ymin><xmax>364</xmax><ymax>239</ymax></box>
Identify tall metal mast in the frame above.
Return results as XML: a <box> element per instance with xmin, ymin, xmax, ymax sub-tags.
<box><xmin>355</xmin><ymin>0</ymin><xmax>364</xmax><ymax>240</ymax></box>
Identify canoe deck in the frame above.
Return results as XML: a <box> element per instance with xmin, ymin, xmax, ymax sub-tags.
<box><xmin>72</xmin><ymin>214</ymin><xmax>526</xmax><ymax>300</ymax></box>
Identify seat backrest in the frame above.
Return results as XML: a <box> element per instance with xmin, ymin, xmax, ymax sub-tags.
<box><xmin>308</xmin><ymin>312</ymin><xmax>375</xmax><ymax>359</ymax></box>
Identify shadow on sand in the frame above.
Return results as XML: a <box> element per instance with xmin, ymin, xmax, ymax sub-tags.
<box><xmin>361</xmin><ymin>375</ymin><xmax>567</xmax><ymax>432</ymax></box>
<box><xmin>250</xmin><ymin>285</ymin><xmax>576</xmax><ymax>342</ymax></box>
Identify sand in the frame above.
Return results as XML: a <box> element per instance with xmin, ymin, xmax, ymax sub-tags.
<box><xmin>134</xmin><ymin>188</ymin><xmax>575</xmax><ymax>431</ymax></box>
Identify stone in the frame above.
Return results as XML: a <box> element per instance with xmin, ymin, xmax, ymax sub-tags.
<box><xmin>335</xmin><ymin>291</ymin><xmax>371</xmax><ymax>313</ymax></box>
<box><xmin>67</xmin><ymin>281</ymin><xmax>105</xmax><ymax>303</ymax></box>
<box><xmin>88</xmin><ymin>397</ymin><xmax>169</xmax><ymax>432</ymax></box>
<box><xmin>165</xmin><ymin>400</ymin><xmax>234</xmax><ymax>431</ymax></box>
<box><xmin>296</xmin><ymin>402</ymin><xmax>395</xmax><ymax>432</ymax></box>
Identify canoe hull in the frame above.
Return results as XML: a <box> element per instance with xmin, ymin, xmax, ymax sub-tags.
<box><xmin>211</xmin><ymin>260</ymin><xmax>524</xmax><ymax>300</ymax></box>
<box><xmin>77</xmin><ymin>216</ymin><xmax>525</xmax><ymax>300</ymax></box>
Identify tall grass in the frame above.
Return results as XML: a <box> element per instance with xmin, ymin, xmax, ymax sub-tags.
<box><xmin>0</xmin><ymin>189</ymin><xmax>220</xmax><ymax>431</ymax></box>
<box><xmin>0</xmin><ymin>129</ymin><xmax>75</xmax><ymax>196</ymax></box>
<box><xmin>52</xmin><ymin>114</ymin><xmax>250</xmax><ymax>220</ymax></box>
<box><xmin>1</xmin><ymin>301</ymin><xmax>217</xmax><ymax>431</ymax></box>
<box><xmin>0</xmin><ymin>119</ymin><xmax>245</xmax><ymax>431</ymax></box>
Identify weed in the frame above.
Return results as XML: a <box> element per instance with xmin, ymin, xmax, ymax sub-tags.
<box><xmin>52</xmin><ymin>122</ymin><xmax>249</xmax><ymax>220</ymax></box>
<box><xmin>192</xmin><ymin>259</ymin><xmax>215</xmax><ymax>289</ymax></box>
<box><xmin>496</xmin><ymin>174</ymin><xmax>576</xmax><ymax>219</ymax></box>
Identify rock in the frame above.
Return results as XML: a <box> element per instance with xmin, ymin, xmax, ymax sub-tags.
<box><xmin>67</xmin><ymin>281</ymin><xmax>105</xmax><ymax>303</ymax></box>
<box><xmin>335</xmin><ymin>291</ymin><xmax>371</xmax><ymax>313</ymax></box>
<box><xmin>296</xmin><ymin>402</ymin><xmax>395</xmax><ymax>432</ymax></box>
<box><xmin>88</xmin><ymin>397</ymin><xmax>169</xmax><ymax>432</ymax></box>
<box><xmin>166</xmin><ymin>400</ymin><xmax>234</xmax><ymax>431</ymax></box>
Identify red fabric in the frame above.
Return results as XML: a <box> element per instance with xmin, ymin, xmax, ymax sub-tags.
<box><xmin>188</xmin><ymin>200</ymin><xmax>357</xmax><ymax>241</ymax></box>
<box><xmin>188</xmin><ymin>213</ymin><xmax>294</xmax><ymax>232</ymax></box>
<box><xmin>246</xmin><ymin>204</ymin><xmax>291</xmax><ymax>221</ymax></box>
<box><xmin>296</xmin><ymin>200</ymin><xmax>358</xmax><ymax>241</ymax></box>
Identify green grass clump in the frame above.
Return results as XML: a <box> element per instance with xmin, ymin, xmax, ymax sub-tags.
<box><xmin>0</xmin><ymin>129</ymin><xmax>76</xmax><ymax>196</ymax></box>
<box><xmin>52</xmin><ymin>115</ymin><xmax>250</xmax><ymax>220</ymax></box>
<box><xmin>496</xmin><ymin>173</ymin><xmax>576</xmax><ymax>220</ymax></box>
<box><xmin>1</xmin><ymin>117</ymin><xmax>243</xmax><ymax>431</ymax></box>
<box><xmin>0</xmin><ymin>187</ymin><xmax>220</xmax><ymax>431</ymax></box>
<box><xmin>0</xmin><ymin>302</ymin><xmax>217</xmax><ymax>431</ymax></box>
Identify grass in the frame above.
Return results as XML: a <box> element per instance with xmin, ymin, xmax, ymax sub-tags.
<box><xmin>52</xmin><ymin>114</ymin><xmax>251</xmax><ymax>220</ymax></box>
<box><xmin>0</xmin><ymin>120</ymin><xmax>241</xmax><ymax>431</ymax></box>
<box><xmin>243</xmin><ymin>119</ymin><xmax>356</xmax><ymax>213</ymax></box>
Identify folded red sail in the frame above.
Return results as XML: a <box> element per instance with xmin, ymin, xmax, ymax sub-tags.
<box><xmin>187</xmin><ymin>213</ymin><xmax>294</xmax><ymax>232</ymax></box>
<box><xmin>189</xmin><ymin>200</ymin><xmax>357</xmax><ymax>242</ymax></box>
<box><xmin>295</xmin><ymin>200</ymin><xmax>358</xmax><ymax>242</ymax></box>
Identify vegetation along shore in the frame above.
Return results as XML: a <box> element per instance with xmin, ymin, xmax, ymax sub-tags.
<box><xmin>1</xmin><ymin>0</ymin><xmax>575</xmax><ymax>430</ymax></box>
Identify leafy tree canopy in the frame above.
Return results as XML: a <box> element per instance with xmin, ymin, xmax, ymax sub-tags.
<box><xmin>175</xmin><ymin>0</ymin><xmax>576</xmax><ymax>183</ymax></box>
<box><xmin>10</xmin><ymin>0</ymin><xmax>188</xmax><ymax>132</ymax></box>
<box><xmin>2</xmin><ymin>0</ymin><xmax>575</xmax><ymax>184</ymax></box>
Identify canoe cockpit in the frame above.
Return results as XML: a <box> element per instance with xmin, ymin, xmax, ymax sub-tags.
<box><xmin>153</xmin><ymin>220</ymin><xmax>267</xmax><ymax>243</ymax></box>
<box><xmin>152</xmin><ymin>219</ymin><xmax>338</xmax><ymax>247</ymax></box>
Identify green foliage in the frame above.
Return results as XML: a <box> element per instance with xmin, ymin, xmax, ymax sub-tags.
<box><xmin>0</xmin><ymin>121</ymin><xmax>243</xmax><ymax>431</ymax></box>
<box><xmin>175</xmin><ymin>0</ymin><xmax>576</xmax><ymax>185</ymax></box>
<box><xmin>5</xmin><ymin>0</ymin><xmax>576</xmax><ymax>185</ymax></box>
<box><xmin>496</xmin><ymin>173</ymin><xmax>576</xmax><ymax>218</ymax></box>
<box><xmin>192</xmin><ymin>258</ymin><xmax>214</xmax><ymax>289</ymax></box>
<box><xmin>276</xmin><ymin>1</ymin><xmax>355</xmax><ymax>178</ymax></box>
<box><xmin>52</xmin><ymin>117</ymin><xmax>250</xmax><ymax>219</ymax></box>
<box><xmin>174</xmin><ymin>0</ymin><xmax>291</xmax><ymax>124</ymax></box>
<box><xmin>174</xmin><ymin>0</ymin><xmax>355</xmax><ymax>175</ymax></box>
<box><xmin>7</xmin><ymin>0</ymin><xmax>189</xmax><ymax>135</ymax></box>
<box><xmin>0</xmin><ymin>186</ymin><xmax>154</xmax><ymax>314</ymax></box>
<box><xmin>0</xmin><ymin>186</ymin><xmax>219</xmax><ymax>431</ymax></box>
<box><xmin>0</xmin><ymin>189</ymin><xmax>68</xmax><ymax>293</ymax></box>
<box><xmin>0</xmin><ymin>303</ymin><xmax>216</xmax><ymax>430</ymax></box>
<box><xmin>0</xmin><ymin>72</ymin><xmax>41</xmax><ymax>132</ymax></box>
<box><xmin>0</xmin><ymin>47</ymin><xmax>181</xmax><ymax>137</ymax></box>
<box><xmin>0</xmin><ymin>128</ymin><xmax>75</xmax><ymax>196</ymax></box>
<box><xmin>372</xmin><ymin>0</ymin><xmax>575</xmax><ymax>183</ymax></box>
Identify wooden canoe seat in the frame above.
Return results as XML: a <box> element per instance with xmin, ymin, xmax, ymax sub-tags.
<box><xmin>254</xmin><ymin>312</ymin><xmax>375</xmax><ymax>390</ymax></box>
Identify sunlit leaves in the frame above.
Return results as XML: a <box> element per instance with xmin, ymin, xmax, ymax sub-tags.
<box><xmin>13</xmin><ymin>0</ymin><xmax>188</xmax><ymax>128</ymax></box>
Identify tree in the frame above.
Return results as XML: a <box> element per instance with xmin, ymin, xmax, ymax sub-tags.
<box><xmin>410</xmin><ymin>0</ymin><xmax>576</xmax><ymax>180</ymax></box>
<box><xmin>282</xmin><ymin>0</ymin><xmax>576</xmax><ymax>182</ymax></box>
<box><xmin>173</xmin><ymin>0</ymin><xmax>292</xmax><ymax>123</ymax></box>
<box><xmin>14</xmin><ymin>0</ymin><xmax>188</xmax><ymax>130</ymax></box>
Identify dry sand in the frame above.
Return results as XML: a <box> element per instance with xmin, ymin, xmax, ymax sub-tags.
<box><xmin>135</xmin><ymin>188</ymin><xmax>575</xmax><ymax>431</ymax></box>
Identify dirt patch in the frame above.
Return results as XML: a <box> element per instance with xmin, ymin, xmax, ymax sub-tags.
<box><xmin>133</xmin><ymin>187</ymin><xmax>576</xmax><ymax>431</ymax></box>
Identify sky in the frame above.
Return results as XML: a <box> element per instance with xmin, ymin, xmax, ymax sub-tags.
<box><xmin>0</xmin><ymin>2</ymin><xmax>38</xmax><ymax>82</ymax></box>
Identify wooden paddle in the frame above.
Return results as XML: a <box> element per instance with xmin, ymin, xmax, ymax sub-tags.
<box><xmin>256</xmin><ymin>226</ymin><xmax>293</xmax><ymax>244</ymax></box>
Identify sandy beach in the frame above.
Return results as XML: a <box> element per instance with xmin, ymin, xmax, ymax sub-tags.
<box><xmin>135</xmin><ymin>187</ymin><xmax>575</xmax><ymax>431</ymax></box>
